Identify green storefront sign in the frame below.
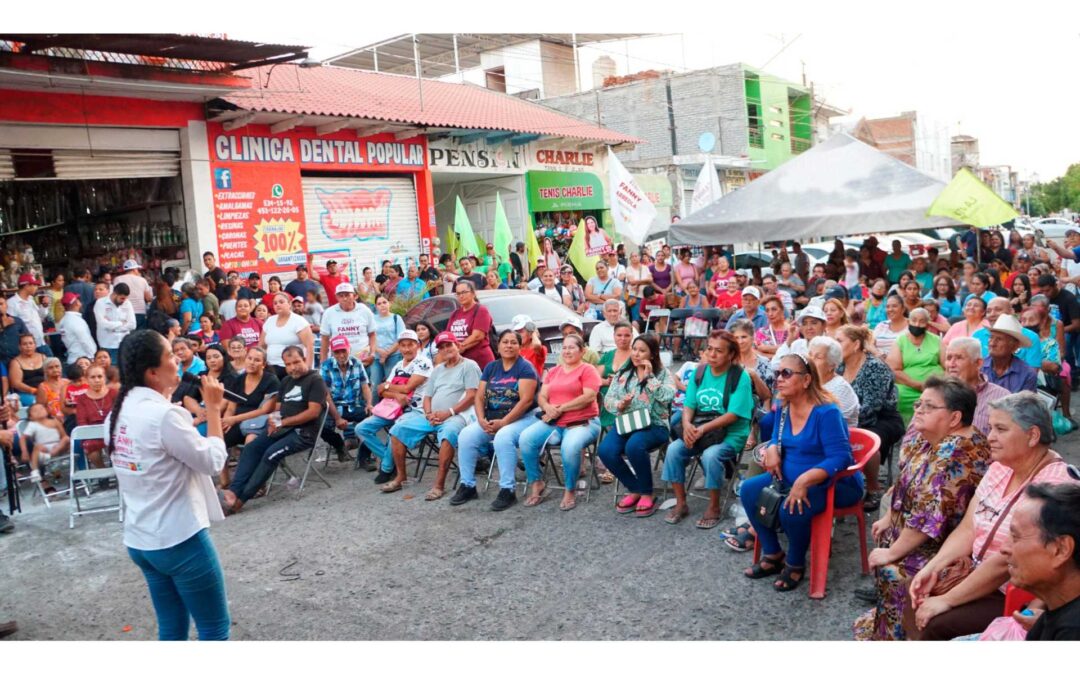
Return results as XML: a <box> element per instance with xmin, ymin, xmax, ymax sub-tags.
<box><xmin>526</xmin><ymin>170</ymin><xmax>605</xmax><ymax>212</ymax></box>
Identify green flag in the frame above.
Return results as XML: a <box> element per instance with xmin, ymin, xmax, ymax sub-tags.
<box><xmin>493</xmin><ymin>192</ymin><xmax>514</xmax><ymax>263</ymax></box>
<box><xmin>453</xmin><ymin>196</ymin><xmax>481</xmax><ymax>258</ymax></box>
<box><xmin>568</xmin><ymin>218</ymin><xmax>602</xmax><ymax>279</ymax></box>
<box><xmin>525</xmin><ymin>218</ymin><xmax>542</xmax><ymax>274</ymax></box>
<box><xmin>927</xmin><ymin>168</ymin><xmax>1020</xmax><ymax>228</ymax></box>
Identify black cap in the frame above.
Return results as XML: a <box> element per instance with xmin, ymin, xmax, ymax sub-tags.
<box><xmin>296</xmin><ymin>263</ymin><xmax>308</xmax><ymax>271</ymax></box>
<box><xmin>248</xmin><ymin>272</ymin><xmax>260</xmax><ymax>280</ymax></box>
<box><xmin>326</xmin><ymin>259</ymin><xmax>338</xmax><ymax>266</ymax></box>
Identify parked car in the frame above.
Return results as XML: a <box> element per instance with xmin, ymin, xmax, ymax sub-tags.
<box><xmin>403</xmin><ymin>289</ymin><xmax>600</xmax><ymax>354</ymax></box>
<box><xmin>1032</xmin><ymin>217</ymin><xmax>1078</xmax><ymax>240</ymax></box>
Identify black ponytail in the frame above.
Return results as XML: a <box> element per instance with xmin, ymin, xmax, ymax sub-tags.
<box><xmin>106</xmin><ymin>330</ymin><xmax>169</xmax><ymax>456</ymax></box>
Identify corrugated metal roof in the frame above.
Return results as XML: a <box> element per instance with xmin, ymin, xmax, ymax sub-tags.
<box><xmin>219</xmin><ymin>64</ymin><xmax>639</xmax><ymax>144</ymax></box>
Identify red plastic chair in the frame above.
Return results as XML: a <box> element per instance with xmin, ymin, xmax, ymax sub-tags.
<box><xmin>1003</xmin><ymin>584</ymin><xmax>1036</xmax><ymax>616</ymax></box>
<box><xmin>753</xmin><ymin>427</ymin><xmax>881</xmax><ymax>599</ymax></box>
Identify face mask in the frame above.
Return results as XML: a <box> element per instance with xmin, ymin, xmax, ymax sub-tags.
<box><xmin>908</xmin><ymin>325</ymin><xmax>927</xmax><ymax>338</ymax></box>
<box><xmin>872</xmin><ymin>292</ymin><xmax>885</xmax><ymax>300</ymax></box>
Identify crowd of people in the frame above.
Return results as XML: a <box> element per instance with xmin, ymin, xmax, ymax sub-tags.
<box><xmin>3</xmin><ymin>225</ymin><xmax>1080</xmax><ymax>643</ymax></box>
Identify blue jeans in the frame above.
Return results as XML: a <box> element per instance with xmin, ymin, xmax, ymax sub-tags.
<box><xmin>126</xmin><ymin>529</ymin><xmax>230</xmax><ymax>640</ymax></box>
<box><xmin>598</xmin><ymin>424</ymin><xmax>669</xmax><ymax>495</ymax></box>
<box><xmin>628</xmin><ymin>299</ymin><xmax>642</xmax><ymax>325</ymax></box>
<box><xmin>228</xmin><ymin>429</ymin><xmax>306</xmax><ymax>502</ymax></box>
<box><xmin>519</xmin><ymin>417</ymin><xmax>601</xmax><ymax>485</ymax></box>
<box><xmin>369</xmin><ymin>353</ymin><xmax>403</xmax><ymax>404</ymax></box>
<box><xmin>739</xmin><ymin>471</ymin><xmax>864</xmax><ymax>567</ymax></box>
<box><xmin>356</xmin><ymin>414</ymin><xmax>396</xmax><ymax>473</ymax></box>
<box><xmin>662</xmin><ymin>438</ymin><xmax>739</xmax><ymax>490</ymax></box>
<box><xmin>456</xmin><ymin>414</ymin><xmax>537</xmax><ymax>489</ymax></box>
<box><xmin>388</xmin><ymin>410</ymin><xmax>468</xmax><ymax>449</ymax></box>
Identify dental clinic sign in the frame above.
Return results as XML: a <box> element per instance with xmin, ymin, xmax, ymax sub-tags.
<box><xmin>207</xmin><ymin>123</ymin><xmax>428</xmax><ymax>275</ymax></box>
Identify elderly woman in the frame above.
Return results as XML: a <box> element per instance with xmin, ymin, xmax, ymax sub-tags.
<box><xmin>853</xmin><ymin>376</ymin><xmax>991</xmax><ymax>640</ymax></box>
<box><xmin>873</xmin><ymin>295</ymin><xmax>908</xmax><ymax>356</ymax></box>
<box><xmin>886</xmin><ymin>307</ymin><xmax>945</xmax><ymax>425</ymax></box>
<box><xmin>518</xmin><ymin>334</ymin><xmax>602</xmax><ymax>511</ymax></box>
<box><xmin>662</xmin><ymin>330</ymin><xmax>756</xmax><ymax>529</ymax></box>
<box><xmin>942</xmin><ymin>295</ymin><xmax>989</xmax><ymax>348</ymax></box>
<box><xmin>34</xmin><ymin>357</ymin><xmax>69</xmax><ymax>419</ymax></box>
<box><xmin>730</xmin><ymin>319</ymin><xmax>775</xmax><ymax>407</ymax></box>
<box><xmin>906</xmin><ymin>392</ymin><xmax>1077</xmax><ymax>640</ymax></box>
<box><xmin>808</xmin><ymin>336</ymin><xmax>860</xmax><ymax>427</ymax></box>
<box><xmin>837</xmin><ymin>325</ymin><xmax>905</xmax><ymax>507</ymax></box>
<box><xmin>741</xmin><ymin>353</ymin><xmax>863</xmax><ymax>592</ymax></box>
<box><xmin>600</xmin><ymin>334</ymin><xmax>675</xmax><ymax>518</ymax></box>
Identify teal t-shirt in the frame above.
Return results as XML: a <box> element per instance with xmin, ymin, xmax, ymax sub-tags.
<box><xmin>884</xmin><ymin>253</ymin><xmax>912</xmax><ymax>283</ymax></box>
<box><xmin>685</xmin><ymin>366</ymin><xmax>754</xmax><ymax>451</ymax></box>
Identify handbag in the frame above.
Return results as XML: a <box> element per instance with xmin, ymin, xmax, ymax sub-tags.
<box><xmin>671</xmin><ymin>364</ymin><xmax>743</xmax><ymax>452</ymax></box>
<box><xmin>372</xmin><ymin>374</ymin><xmax>411</xmax><ymax>420</ymax></box>
<box><xmin>754</xmin><ymin>406</ymin><xmax>790</xmax><ymax>531</ymax></box>
<box><xmin>615</xmin><ymin>408</ymin><xmax>652</xmax><ymax>436</ymax></box>
<box><xmin>683</xmin><ymin>316</ymin><xmax>711</xmax><ymax>338</ymax></box>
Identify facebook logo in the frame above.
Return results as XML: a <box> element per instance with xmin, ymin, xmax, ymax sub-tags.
<box><xmin>214</xmin><ymin>168</ymin><xmax>232</xmax><ymax>190</ymax></box>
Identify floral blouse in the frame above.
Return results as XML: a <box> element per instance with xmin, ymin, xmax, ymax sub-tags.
<box><xmin>837</xmin><ymin>353</ymin><xmax>897</xmax><ymax>429</ymax></box>
<box><xmin>603</xmin><ymin>366</ymin><xmax>676</xmax><ymax>428</ymax></box>
<box><xmin>754</xmin><ymin>325</ymin><xmax>789</xmax><ymax>348</ymax></box>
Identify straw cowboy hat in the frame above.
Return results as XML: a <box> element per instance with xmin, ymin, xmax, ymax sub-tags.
<box><xmin>988</xmin><ymin>314</ymin><xmax>1032</xmax><ymax>349</ymax></box>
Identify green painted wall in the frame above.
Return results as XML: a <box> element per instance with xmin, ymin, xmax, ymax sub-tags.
<box><xmin>744</xmin><ymin>67</ymin><xmax>811</xmax><ymax>171</ymax></box>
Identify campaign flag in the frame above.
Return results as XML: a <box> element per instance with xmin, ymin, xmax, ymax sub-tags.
<box><xmin>493</xmin><ymin>192</ymin><xmax>514</xmax><ymax>262</ymax></box>
<box><xmin>568</xmin><ymin>218</ymin><xmax>602</xmax><ymax>279</ymax></box>
<box><xmin>453</xmin><ymin>196</ymin><xmax>482</xmax><ymax>258</ymax></box>
<box><xmin>525</xmin><ymin>217</ymin><xmax>542</xmax><ymax>274</ymax></box>
<box><xmin>690</xmin><ymin>155</ymin><xmax>723</xmax><ymax>214</ymax></box>
<box><xmin>927</xmin><ymin>168</ymin><xmax>1020</xmax><ymax>228</ymax></box>
<box><xmin>608</xmin><ymin>147</ymin><xmax>656</xmax><ymax>246</ymax></box>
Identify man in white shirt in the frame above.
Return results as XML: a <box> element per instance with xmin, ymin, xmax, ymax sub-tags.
<box><xmin>319</xmin><ymin>283</ymin><xmax>377</xmax><ymax>365</ymax></box>
<box><xmin>94</xmin><ymin>282</ymin><xmax>136</xmax><ymax>360</ymax></box>
<box><xmin>8</xmin><ymin>273</ymin><xmax>48</xmax><ymax>355</ymax></box>
<box><xmin>57</xmin><ymin>293</ymin><xmax>96</xmax><ymax>370</ymax></box>
<box><xmin>113</xmin><ymin>259</ymin><xmax>153</xmax><ymax>329</ymax></box>
<box><xmin>589</xmin><ymin>299</ymin><xmax>638</xmax><ymax>355</ymax></box>
<box><xmin>526</xmin><ymin>262</ymin><xmax>546</xmax><ymax>292</ymax></box>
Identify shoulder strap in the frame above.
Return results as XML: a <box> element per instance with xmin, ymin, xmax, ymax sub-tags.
<box><xmin>976</xmin><ymin>456</ymin><xmax>1064</xmax><ymax>562</ymax></box>
<box><xmin>725</xmin><ymin>364</ymin><xmax>744</xmax><ymax>404</ymax></box>
<box><xmin>694</xmin><ymin>363</ymin><xmax>708</xmax><ymax>387</ymax></box>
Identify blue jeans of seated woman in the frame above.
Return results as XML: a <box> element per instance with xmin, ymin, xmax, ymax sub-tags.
<box><xmin>598</xmin><ymin>424</ymin><xmax>669</xmax><ymax>495</ymax></box>
<box><xmin>662</xmin><ymin>438</ymin><xmax>739</xmax><ymax>490</ymax></box>
<box><xmin>127</xmin><ymin>528</ymin><xmax>230</xmax><ymax>640</ymax></box>
<box><xmin>369</xmin><ymin>352</ymin><xmax>403</xmax><ymax>405</ymax></box>
<box><xmin>519</xmin><ymin>417</ymin><xmax>601</xmax><ymax>486</ymax></box>
<box><xmin>739</xmin><ymin>471</ymin><xmax>865</xmax><ymax>568</ymax></box>
<box><xmin>456</xmin><ymin>415</ymin><xmax>537</xmax><ymax>490</ymax></box>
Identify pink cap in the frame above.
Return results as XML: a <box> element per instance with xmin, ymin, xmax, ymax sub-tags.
<box><xmin>329</xmin><ymin>335</ymin><xmax>351</xmax><ymax>352</ymax></box>
<box><xmin>434</xmin><ymin>331</ymin><xmax>458</xmax><ymax>346</ymax></box>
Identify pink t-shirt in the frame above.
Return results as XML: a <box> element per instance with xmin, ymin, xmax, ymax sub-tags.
<box><xmin>971</xmin><ymin>456</ymin><xmax>1077</xmax><ymax>564</ymax></box>
<box><xmin>543</xmin><ymin>362</ymin><xmax>601</xmax><ymax>427</ymax></box>
<box><xmin>715</xmin><ymin>289</ymin><xmax>743</xmax><ymax>310</ymax></box>
<box><xmin>219</xmin><ymin>316</ymin><xmax>264</xmax><ymax>347</ymax></box>
<box><xmin>712</xmin><ymin>270</ymin><xmax>736</xmax><ymax>295</ymax></box>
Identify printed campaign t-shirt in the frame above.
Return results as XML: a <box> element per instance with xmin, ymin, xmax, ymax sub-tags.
<box><xmin>276</xmin><ymin>370</ymin><xmax>327</xmax><ymax>443</ymax></box>
<box><xmin>446</xmin><ymin>304</ymin><xmax>495</xmax><ymax>369</ymax></box>
<box><xmin>320</xmin><ymin>303</ymin><xmax>376</xmax><ymax>358</ymax></box>
<box><xmin>219</xmin><ymin>316</ymin><xmax>263</xmax><ymax>347</ymax></box>
<box><xmin>685</xmin><ymin>366</ymin><xmax>754</xmax><ymax>451</ymax></box>
<box><xmin>481</xmin><ymin>357</ymin><xmax>538</xmax><ymax>419</ymax></box>
<box><xmin>389</xmin><ymin>354</ymin><xmax>433</xmax><ymax>410</ymax></box>
<box><xmin>543</xmin><ymin>362</ymin><xmax>602</xmax><ymax>427</ymax></box>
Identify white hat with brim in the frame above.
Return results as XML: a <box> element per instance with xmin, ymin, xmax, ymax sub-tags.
<box><xmin>797</xmin><ymin>305</ymin><xmax>826</xmax><ymax>324</ymax></box>
<box><xmin>988</xmin><ymin>314</ymin><xmax>1032</xmax><ymax>348</ymax></box>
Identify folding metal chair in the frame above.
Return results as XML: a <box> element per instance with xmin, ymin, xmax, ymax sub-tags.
<box><xmin>643</xmin><ymin>308</ymin><xmax>670</xmax><ymax>335</ymax></box>
<box><xmin>15</xmin><ymin>419</ymin><xmax>76</xmax><ymax>509</ymax></box>
<box><xmin>535</xmin><ymin>430</ymin><xmax>602</xmax><ymax>503</ymax></box>
<box><xmin>414</xmin><ymin>431</ymin><xmax>460</xmax><ymax>488</ymax></box>
<box><xmin>268</xmin><ymin>407</ymin><xmax>332</xmax><ymax>498</ymax></box>
<box><xmin>68</xmin><ymin>424</ymin><xmax>123</xmax><ymax>528</ymax></box>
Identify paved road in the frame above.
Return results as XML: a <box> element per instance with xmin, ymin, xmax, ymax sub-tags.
<box><xmin>3</xmin><ymin>432</ymin><xmax>1078</xmax><ymax>641</ymax></box>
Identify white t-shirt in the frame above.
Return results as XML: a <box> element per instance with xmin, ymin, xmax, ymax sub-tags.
<box><xmin>7</xmin><ymin>293</ymin><xmax>44</xmax><ymax>346</ymax></box>
<box><xmin>673</xmin><ymin>361</ymin><xmax>698</xmax><ymax>407</ymax></box>
<box><xmin>320</xmin><ymin>303</ymin><xmax>376</xmax><ymax>359</ymax></box>
<box><xmin>219</xmin><ymin>299</ymin><xmax>237</xmax><ymax>322</ymax></box>
<box><xmin>94</xmin><ymin>296</ymin><xmax>136</xmax><ymax>349</ymax></box>
<box><xmin>390</xmin><ymin>354</ymin><xmax>434</xmax><ymax>409</ymax></box>
<box><xmin>539</xmin><ymin>285</ymin><xmax>569</xmax><ymax>304</ymax></box>
<box><xmin>625</xmin><ymin>265</ymin><xmax>651</xmax><ymax>298</ymax></box>
<box><xmin>58</xmin><ymin>311</ymin><xmax>96</xmax><ymax>364</ymax></box>
<box><xmin>588</xmin><ymin>321</ymin><xmax>639</xmax><ymax>355</ymax></box>
<box><xmin>114</xmin><ymin>273</ymin><xmax>150</xmax><ymax>314</ymax></box>
<box><xmin>263</xmin><ymin>313</ymin><xmax>310</xmax><ymax>366</ymax></box>
<box><xmin>823</xmin><ymin>375</ymin><xmax>861</xmax><ymax>427</ymax></box>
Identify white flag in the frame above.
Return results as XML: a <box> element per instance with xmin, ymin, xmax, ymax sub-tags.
<box><xmin>608</xmin><ymin>147</ymin><xmax>657</xmax><ymax>246</ymax></box>
<box><xmin>690</xmin><ymin>155</ymin><xmax>723</xmax><ymax>214</ymax></box>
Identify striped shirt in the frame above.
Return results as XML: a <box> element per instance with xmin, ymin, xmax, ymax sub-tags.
<box><xmin>972</xmin><ymin>376</ymin><xmax>1011</xmax><ymax>437</ymax></box>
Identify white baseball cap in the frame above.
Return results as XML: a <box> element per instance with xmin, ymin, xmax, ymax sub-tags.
<box><xmin>397</xmin><ymin>329</ymin><xmax>419</xmax><ymax>343</ymax></box>
<box><xmin>511</xmin><ymin>314</ymin><xmax>532</xmax><ymax>331</ymax></box>
<box><xmin>560</xmin><ymin>316</ymin><xmax>584</xmax><ymax>332</ymax></box>
<box><xmin>741</xmin><ymin>286</ymin><xmax>762</xmax><ymax>299</ymax></box>
<box><xmin>335</xmin><ymin>282</ymin><xmax>356</xmax><ymax>295</ymax></box>
<box><xmin>798</xmin><ymin>305</ymin><xmax>827</xmax><ymax>324</ymax></box>
<box><xmin>123</xmin><ymin>259</ymin><xmax>141</xmax><ymax>271</ymax></box>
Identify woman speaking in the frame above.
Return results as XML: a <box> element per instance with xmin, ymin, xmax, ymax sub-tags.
<box><xmin>105</xmin><ymin>330</ymin><xmax>230</xmax><ymax>641</ymax></box>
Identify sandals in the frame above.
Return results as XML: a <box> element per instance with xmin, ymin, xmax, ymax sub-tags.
<box><xmin>744</xmin><ymin>554</ymin><xmax>785</xmax><ymax>579</ymax></box>
<box><xmin>380</xmin><ymin>479</ymin><xmax>407</xmax><ymax>494</ymax></box>
<box><xmin>559</xmin><ymin>495</ymin><xmax>577</xmax><ymax>511</ymax></box>
<box><xmin>616</xmin><ymin>494</ymin><xmax>641</xmax><ymax>514</ymax></box>
<box><xmin>425</xmin><ymin>487</ymin><xmax>445</xmax><ymax>502</ymax></box>
<box><xmin>598</xmin><ymin>470</ymin><xmax>615</xmax><ymax>485</ymax></box>
<box><xmin>634</xmin><ymin>496</ymin><xmax>657</xmax><ymax>518</ymax></box>
<box><xmin>721</xmin><ymin>525</ymin><xmax>756</xmax><ymax>552</ymax></box>
<box><xmin>524</xmin><ymin>482</ymin><xmax>548</xmax><ymax>507</ymax></box>
<box><xmin>695</xmin><ymin>513</ymin><xmax>722</xmax><ymax>530</ymax></box>
<box><xmin>665</xmin><ymin>505</ymin><xmax>690</xmax><ymax>525</ymax></box>
<box><xmin>774</xmin><ymin>565</ymin><xmax>805</xmax><ymax>592</ymax></box>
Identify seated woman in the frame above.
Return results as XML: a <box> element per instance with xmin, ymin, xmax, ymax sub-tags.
<box><xmin>73</xmin><ymin>364</ymin><xmax>117</xmax><ymax>470</ymax></box>
<box><xmin>853</xmin><ymin>375</ymin><xmax>991</xmax><ymax>640</ymax></box>
<box><xmin>597</xmin><ymin>321</ymin><xmax>635</xmax><ymax>429</ymax></box>
<box><xmin>518</xmin><ymin>334</ymin><xmax>602</xmax><ymax>511</ymax></box>
<box><xmin>808</xmin><ymin>336</ymin><xmax>860</xmax><ymax>427</ymax></box>
<box><xmin>872</xmin><ymin>294</ymin><xmax>908</xmax><ymax>356</ymax></box>
<box><xmin>182</xmin><ymin>345</ymin><xmax>236</xmax><ymax>437</ymax></box>
<box><xmin>662</xmin><ymin>330</ymin><xmax>756</xmax><ymax>529</ymax></box>
<box><xmin>600</xmin><ymin>334</ymin><xmax>675</xmax><ymax>518</ymax></box>
<box><xmin>221</xmin><ymin>347</ymin><xmax>279</xmax><ymax>449</ymax></box>
<box><xmin>741</xmin><ymin>353</ymin><xmax>863</xmax><ymax>592</ymax></box>
<box><xmin>453</xmin><ymin>330</ymin><xmax>539</xmax><ymax>511</ymax></box>
<box><xmin>34</xmin><ymin>357</ymin><xmax>69</xmax><ymax>420</ymax></box>
<box><xmin>9</xmin><ymin>334</ymin><xmax>46</xmax><ymax>407</ymax></box>
<box><xmin>886</xmin><ymin>307</ymin><xmax>945</xmax><ymax>426</ymax></box>
<box><xmin>59</xmin><ymin>363</ymin><xmax>89</xmax><ymax>434</ymax></box>
<box><xmin>906</xmin><ymin>392</ymin><xmax>1078</xmax><ymax>640</ymax></box>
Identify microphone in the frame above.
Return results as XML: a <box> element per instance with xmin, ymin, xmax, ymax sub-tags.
<box><xmin>181</xmin><ymin>372</ymin><xmax>247</xmax><ymax>403</ymax></box>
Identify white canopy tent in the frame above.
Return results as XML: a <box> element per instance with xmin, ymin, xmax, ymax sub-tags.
<box><xmin>668</xmin><ymin>133</ymin><xmax>960</xmax><ymax>247</ymax></box>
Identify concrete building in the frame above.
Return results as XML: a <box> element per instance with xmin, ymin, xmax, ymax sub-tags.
<box><xmin>951</xmin><ymin>134</ymin><xmax>980</xmax><ymax>175</ymax></box>
<box><xmin>853</xmin><ymin>111</ymin><xmax>951</xmax><ymax>181</ymax></box>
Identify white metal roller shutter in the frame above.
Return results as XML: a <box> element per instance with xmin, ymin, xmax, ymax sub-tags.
<box><xmin>301</xmin><ymin>175</ymin><xmax>421</xmax><ymax>278</ymax></box>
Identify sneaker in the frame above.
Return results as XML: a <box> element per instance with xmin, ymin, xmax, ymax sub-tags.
<box><xmin>0</xmin><ymin>513</ymin><xmax>13</xmax><ymax>534</ymax></box>
<box><xmin>490</xmin><ymin>488</ymin><xmax>517</xmax><ymax>511</ymax></box>
<box><xmin>373</xmin><ymin>470</ymin><xmax>395</xmax><ymax>485</ymax></box>
<box><xmin>449</xmin><ymin>484</ymin><xmax>478</xmax><ymax>506</ymax></box>
<box><xmin>29</xmin><ymin>469</ymin><xmax>41</xmax><ymax>484</ymax></box>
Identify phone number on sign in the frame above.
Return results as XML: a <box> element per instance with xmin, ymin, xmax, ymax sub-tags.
<box><xmin>256</xmin><ymin>206</ymin><xmax>302</xmax><ymax>216</ymax></box>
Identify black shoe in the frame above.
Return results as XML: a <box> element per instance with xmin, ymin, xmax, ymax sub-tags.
<box><xmin>490</xmin><ymin>488</ymin><xmax>517</xmax><ymax>512</ymax></box>
<box><xmin>475</xmin><ymin>456</ymin><xmax>491</xmax><ymax>474</ymax></box>
<box><xmin>450</xmin><ymin>484</ymin><xmax>478</xmax><ymax>506</ymax></box>
<box><xmin>863</xmin><ymin>491</ymin><xmax>883</xmax><ymax>513</ymax></box>
<box><xmin>853</xmin><ymin>586</ymin><xmax>878</xmax><ymax>605</ymax></box>
<box><xmin>335</xmin><ymin>448</ymin><xmax>351</xmax><ymax>463</ymax></box>
<box><xmin>373</xmin><ymin>470</ymin><xmax>395</xmax><ymax>485</ymax></box>
<box><xmin>0</xmin><ymin>513</ymin><xmax>12</xmax><ymax>534</ymax></box>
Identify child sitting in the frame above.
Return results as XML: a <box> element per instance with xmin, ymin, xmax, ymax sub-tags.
<box><xmin>20</xmin><ymin>403</ymin><xmax>69</xmax><ymax>494</ymax></box>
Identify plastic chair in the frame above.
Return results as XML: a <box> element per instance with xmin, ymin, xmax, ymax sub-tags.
<box><xmin>1003</xmin><ymin>584</ymin><xmax>1036</xmax><ymax>616</ymax></box>
<box><xmin>68</xmin><ymin>424</ymin><xmax>123</xmax><ymax>528</ymax></box>
<box><xmin>753</xmin><ymin>427</ymin><xmax>880</xmax><ymax>599</ymax></box>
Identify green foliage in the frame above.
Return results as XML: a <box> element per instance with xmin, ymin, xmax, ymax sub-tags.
<box><xmin>1034</xmin><ymin>163</ymin><xmax>1080</xmax><ymax>214</ymax></box>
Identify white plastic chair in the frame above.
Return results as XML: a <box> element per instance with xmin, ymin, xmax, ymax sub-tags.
<box><xmin>68</xmin><ymin>424</ymin><xmax>123</xmax><ymax>528</ymax></box>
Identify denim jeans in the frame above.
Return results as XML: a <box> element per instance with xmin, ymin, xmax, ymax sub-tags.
<box><xmin>598</xmin><ymin>424</ymin><xmax>669</xmax><ymax>495</ymax></box>
<box><xmin>739</xmin><ymin>471</ymin><xmax>864</xmax><ymax>567</ymax></box>
<box><xmin>229</xmin><ymin>429</ymin><xmax>306</xmax><ymax>502</ymax></box>
<box><xmin>369</xmin><ymin>353</ymin><xmax>403</xmax><ymax>405</ymax></box>
<box><xmin>456</xmin><ymin>415</ymin><xmax>537</xmax><ymax>489</ymax></box>
<box><xmin>126</xmin><ymin>528</ymin><xmax>230</xmax><ymax>640</ymax></box>
<box><xmin>519</xmin><ymin>417</ymin><xmax>601</xmax><ymax>485</ymax></box>
<box><xmin>355</xmin><ymin>415</ymin><xmax>396</xmax><ymax>473</ymax></box>
<box><xmin>662</xmin><ymin>438</ymin><xmax>740</xmax><ymax>490</ymax></box>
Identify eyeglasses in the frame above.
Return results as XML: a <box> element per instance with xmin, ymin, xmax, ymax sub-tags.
<box><xmin>912</xmin><ymin>400</ymin><xmax>947</xmax><ymax>412</ymax></box>
<box><xmin>776</xmin><ymin>368</ymin><xmax>808</xmax><ymax>380</ymax></box>
<box><xmin>455</xmin><ymin>290</ymin><xmax>472</xmax><ymax>296</ymax></box>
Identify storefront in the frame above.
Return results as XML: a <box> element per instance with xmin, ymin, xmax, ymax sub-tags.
<box><xmin>206</xmin><ymin>123</ymin><xmax>434</xmax><ymax>285</ymax></box>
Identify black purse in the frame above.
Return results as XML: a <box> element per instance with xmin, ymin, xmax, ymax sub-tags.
<box><xmin>754</xmin><ymin>406</ymin><xmax>789</xmax><ymax>531</ymax></box>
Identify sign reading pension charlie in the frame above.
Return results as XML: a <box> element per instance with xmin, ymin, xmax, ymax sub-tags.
<box><xmin>428</xmin><ymin>139</ymin><xmax>523</xmax><ymax>173</ymax></box>
<box><xmin>526</xmin><ymin>170</ymin><xmax>605</xmax><ymax>212</ymax></box>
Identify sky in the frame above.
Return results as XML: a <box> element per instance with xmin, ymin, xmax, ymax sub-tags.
<box><xmin>13</xmin><ymin>0</ymin><xmax>1080</xmax><ymax>181</ymax></box>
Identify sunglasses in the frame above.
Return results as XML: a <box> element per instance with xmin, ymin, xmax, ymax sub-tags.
<box><xmin>776</xmin><ymin>368</ymin><xmax>808</xmax><ymax>380</ymax></box>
